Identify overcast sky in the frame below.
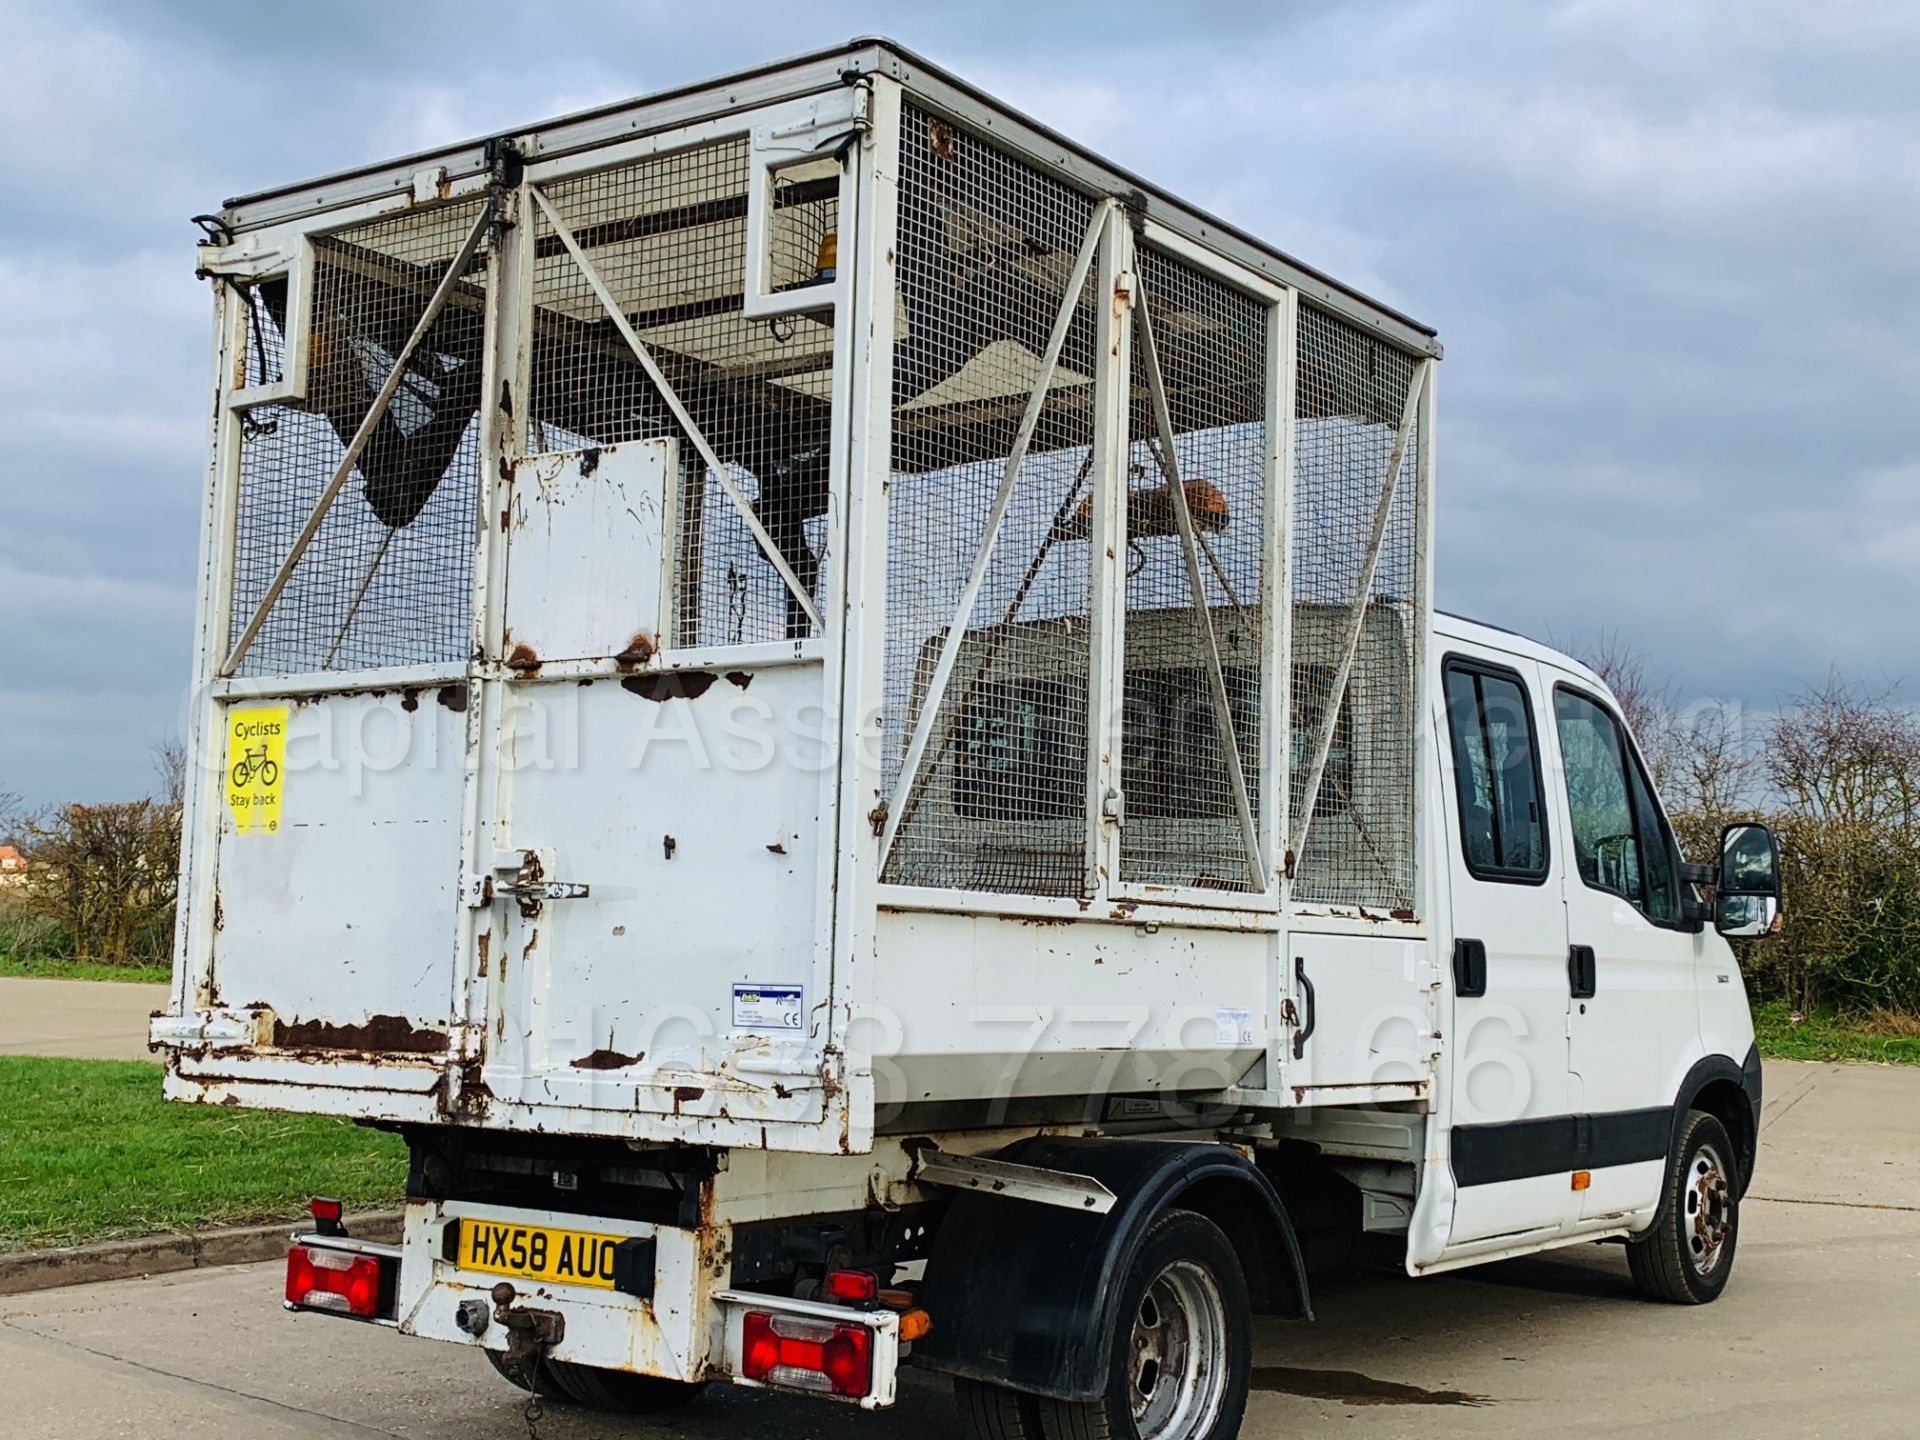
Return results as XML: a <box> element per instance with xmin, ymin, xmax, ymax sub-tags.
<box><xmin>2</xmin><ymin>0</ymin><xmax>1915</xmax><ymax>807</ymax></box>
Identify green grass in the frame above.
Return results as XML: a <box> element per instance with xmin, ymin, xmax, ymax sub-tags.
<box><xmin>1753</xmin><ymin>1000</ymin><xmax>1920</xmax><ymax>1066</ymax></box>
<box><xmin>0</xmin><ymin>956</ymin><xmax>172</xmax><ymax>983</ymax></box>
<box><xmin>0</xmin><ymin>1057</ymin><xmax>406</xmax><ymax>1253</ymax></box>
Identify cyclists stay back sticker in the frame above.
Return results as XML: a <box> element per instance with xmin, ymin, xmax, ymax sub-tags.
<box><xmin>225</xmin><ymin>705</ymin><xmax>287</xmax><ymax>834</ymax></box>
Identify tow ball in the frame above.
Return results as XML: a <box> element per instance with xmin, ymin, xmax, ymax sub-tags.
<box><xmin>485</xmin><ymin>1281</ymin><xmax>565</xmax><ymax>1369</ymax></box>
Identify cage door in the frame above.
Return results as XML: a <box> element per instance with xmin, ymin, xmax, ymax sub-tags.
<box><xmin>501</xmin><ymin>440</ymin><xmax>671</xmax><ymax>666</ymax></box>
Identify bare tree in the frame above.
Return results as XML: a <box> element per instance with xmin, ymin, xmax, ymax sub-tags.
<box><xmin>1761</xmin><ymin>676</ymin><xmax>1920</xmax><ymax>1012</ymax></box>
<box><xmin>152</xmin><ymin>737</ymin><xmax>188</xmax><ymax>809</ymax></box>
<box><xmin>14</xmin><ymin>800</ymin><xmax>182</xmax><ymax>966</ymax></box>
<box><xmin>1580</xmin><ymin>631</ymin><xmax>1679</xmax><ymax>788</ymax></box>
<box><xmin>1666</xmin><ymin>700</ymin><xmax>1761</xmax><ymax>827</ymax></box>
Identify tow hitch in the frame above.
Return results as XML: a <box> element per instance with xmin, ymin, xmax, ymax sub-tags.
<box><xmin>486</xmin><ymin>1282</ymin><xmax>564</xmax><ymax>1439</ymax></box>
<box><xmin>489</xmin><ymin>1281</ymin><xmax>565</xmax><ymax>1369</ymax></box>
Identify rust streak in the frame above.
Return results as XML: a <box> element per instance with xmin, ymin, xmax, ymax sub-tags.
<box><xmin>272</xmin><ymin>1014</ymin><xmax>449</xmax><ymax>1054</ymax></box>
<box><xmin>614</xmin><ymin>632</ymin><xmax>656</xmax><ymax>670</ymax></box>
<box><xmin>437</xmin><ymin>684</ymin><xmax>469</xmax><ymax>713</ymax></box>
<box><xmin>570</xmin><ymin>1048</ymin><xmax>644</xmax><ymax>1070</ymax></box>
<box><xmin>621</xmin><ymin>671</ymin><xmax>716</xmax><ymax>701</ymax></box>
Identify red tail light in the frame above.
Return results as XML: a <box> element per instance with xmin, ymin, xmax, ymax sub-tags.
<box><xmin>285</xmin><ymin>1244</ymin><xmax>386</xmax><ymax>1318</ymax></box>
<box><xmin>823</xmin><ymin>1268</ymin><xmax>879</xmax><ymax>1304</ymax></box>
<box><xmin>742</xmin><ymin>1311</ymin><xmax>873</xmax><ymax>1398</ymax></box>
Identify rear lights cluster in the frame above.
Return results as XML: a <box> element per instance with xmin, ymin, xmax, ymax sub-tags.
<box><xmin>742</xmin><ymin>1312</ymin><xmax>874</xmax><ymax>1398</ymax></box>
<box><xmin>285</xmin><ymin>1244</ymin><xmax>395</xmax><ymax>1320</ymax></box>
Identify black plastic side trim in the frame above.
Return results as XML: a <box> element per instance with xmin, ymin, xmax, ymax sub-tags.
<box><xmin>1451</xmin><ymin>1106</ymin><xmax>1670</xmax><ymax>1187</ymax></box>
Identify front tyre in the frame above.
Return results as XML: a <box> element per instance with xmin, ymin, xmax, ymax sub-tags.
<box><xmin>1038</xmin><ymin>1210</ymin><xmax>1251</xmax><ymax>1440</ymax></box>
<box><xmin>1627</xmin><ymin>1108</ymin><xmax>1741</xmax><ymax>1305</ymax></box>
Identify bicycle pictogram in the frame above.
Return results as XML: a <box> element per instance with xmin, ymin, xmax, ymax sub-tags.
<box><xmin>231</xmin><ymin>744</ymin><xmax>280</xmax><ymax>789</ymax></box>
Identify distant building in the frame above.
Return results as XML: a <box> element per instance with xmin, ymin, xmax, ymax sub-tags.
<box><xmin>0</xmin><ymin>844</ymin><xmax>25</xmax><ymax>885</ymax></box>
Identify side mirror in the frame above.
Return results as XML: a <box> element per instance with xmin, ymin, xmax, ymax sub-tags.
<box><xmin>1715</xmin><ymin>822</ymin><xmax>1782</xmax><ymax>939</ymax></box>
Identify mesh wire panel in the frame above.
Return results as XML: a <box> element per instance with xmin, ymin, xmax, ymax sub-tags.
<box><xmin>1118</xmin><ymin>246</ymin><xmax>1269</xmax><ymax>890</ymax></box>
<box><xmin>525</xmin><ymin>139</ymin><xmax>839</xmax><ymax>647</ymax></box>
<box><xmin>880</xmin><ymin>105</ymin><xmax>1102</xmax><ymax>895</ymax></box>
<box><xmin>227</xmin><ymin>199</ymin><xmax>489</xmax><ymax>676</ymax></box>
<box><xmin>1291</xmin><ymin>303</ymin><xmax>1422</xmax><ymax>908</ymax></box>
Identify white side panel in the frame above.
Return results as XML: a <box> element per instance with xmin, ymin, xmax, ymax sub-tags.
<box><xmin>504</xmin><ymin>441</ymin><xmax>670</xmax><ymax>664</ymax></box>
<box><xmin>210</xmin><ymin>691</ymin><xmax>466</xmax><ymax>1039</ymax></box>
<box><xmin>872</xmin><ymin>909</ymin><xmax>1267</xmax><ymax>1110</ymax></box>
<box><xmin>1283</xmin><ymin>930</ymin><xmax>1436</xmax><ymax>1104</ymax></box>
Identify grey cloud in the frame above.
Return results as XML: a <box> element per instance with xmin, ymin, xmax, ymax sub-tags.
<box><xmin>2</xmin><ymin>0</ymin><xmax>1914</xmax><ymax>805</ymax></box>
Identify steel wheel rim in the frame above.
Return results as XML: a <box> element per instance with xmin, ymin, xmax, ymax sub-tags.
<box><xmin>1685</xmin><ymin>1140</ymin><xmax>1734</xmax><ymax>1277</ymax></box>
<box><xmin>1128</xmin><ymin>1260</ymin><xmax>1228</xmax><ymax>1440</ymax></box>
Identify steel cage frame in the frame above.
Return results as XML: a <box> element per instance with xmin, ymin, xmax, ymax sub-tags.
<box><xmin>166</xmin><ymin>55</ymin><xmax>1442</xmax><ymax>1154</ymax></box>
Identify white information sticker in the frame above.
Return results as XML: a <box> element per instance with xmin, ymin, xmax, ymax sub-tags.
<box><xmin>732</xmin><ymin>982</ymin><xmax>806</xmax><ymax>1033</ymax></box>
<box><xmin>1215</xmin><ymin>1007</ymin><xmax>1256</xmax><ymax>1047</ymax></box>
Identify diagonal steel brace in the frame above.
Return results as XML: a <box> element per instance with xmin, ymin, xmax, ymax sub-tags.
<box><xmin>531</xmin><ymin>185</ymin><xmax>823</xmax><ymax>634</ymax></box>
<box><xmin>219</xmin><ymin>198</ymin><xmax>496</xmax><ymax>676</ymax></box>
<box><xmin>878</xmin><ymin>201</ymin><xmax>1111</xmax><ymax>865</ymax></box>
<box><xmin>1134</xmin><ymin>293</ymin><xmax>1266</xmax><ymax>890</ymax></box>
<box><xmin>1288</xmin><ymin>359</ymin><xmax>1429</xmax><ymax>869</ymax></box>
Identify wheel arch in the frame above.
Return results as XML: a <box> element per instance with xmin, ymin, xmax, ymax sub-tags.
<box><xmin>1664</xmin><ymin>1045</ymin><xmax>1763</xmax><ymax>1210</ymax></box>
<box><xmin>913</xmin><ymin>1136</ymin><xmax>1310</xmax><ymax>1402</ymax></box>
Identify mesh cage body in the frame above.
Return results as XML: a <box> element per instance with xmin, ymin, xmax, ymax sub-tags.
<box><xmin>1118</xmin><ymin>245</ymin><xmax>1270</xmax><ymax>891</ymax></box>
<box><xmin>228</xmin><ymin>199</ymin><xmax>489</xmax><ymax>677</ymax></box>
<box><xmin>1290</xmin><ymin>304</ymin><xmax>1421</xmax><ymax>909</ymax></box>
<box><xmin>880</xmin><ymin>105</ymin><xmax>1101</xmax><ymax>896</ymax></box>
<box><xmin>525</xmin><ymin>139</ymin><xmax>839</xmax><ymax>649</ymax></box>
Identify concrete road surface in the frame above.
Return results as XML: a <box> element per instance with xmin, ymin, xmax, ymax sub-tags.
<box><xmin>4</xmin><ymin>1059</ymin><xmax>1917</xmax><ymax>1438</ymax></box>
<box><xmin>0</xmin><ymin>977</ymin><xmax>168</xmax><ymax>1062</ymax></box>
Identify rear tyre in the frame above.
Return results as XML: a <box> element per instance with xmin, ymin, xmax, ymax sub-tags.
<box><xmin>483</xmin><ymin>1347</ymin><xmax>565</xmax><ymax>1399</ymax></box>
<box><xmin>546</xmin><ymin>1359</ymin><xmax>708</xmax><ymax>1413</ymax></box>
<box><xmin>484</xmin><ymin>1349</ymin><xmax>707</xmax><ymax>1413</ymax></box>
<box><xmin>1037</xmin><ymin>1210</ymin><xmax>1251</xmax><ymax>1440</ymax></box>
<box><xmin>1627</xmin><ymin>1108</ymin><xmax>1741</xmax><ymax>1305</ymax></box>
<box><xmin>956</xmin><ymin>1377</ymin><xmax>1046</xmax><ymax>1440</ymax></box>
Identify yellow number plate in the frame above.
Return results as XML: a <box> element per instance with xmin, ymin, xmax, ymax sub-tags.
<box><xmin>459</xmin><ymin>1220</ymin><xmax>624</xmax><ymax>1289</ymax></box>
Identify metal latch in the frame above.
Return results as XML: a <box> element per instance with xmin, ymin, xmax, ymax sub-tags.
<box><xmin>499</xmin><ymin>880</ymin><xmax>590</xmax><ymax>903</ymax></box>
<box><xmin>1102</xmin><ymin>788</ymin><xmax>1126</xmax><ymax>826</ymax></box>
<box><xmin>463</xmin><ymin>874</ymin><xmax>587</xmax><ymax>908</ymax></box>
<box><xmin>465</xmin><ymin>849</ymin><xmax>588</xmax><ymax>910</ymax></box>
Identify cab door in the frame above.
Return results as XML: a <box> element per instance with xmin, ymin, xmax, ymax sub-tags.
<box><xmin>1436</xmin><ymin>651</ymin><xmax>1580</xmax><ymax>1245</ymax></box>
<box><xmin>1541</xmin><ymin>674</ymin><xmax>1699</xmax><ymax>1225</ymax></box>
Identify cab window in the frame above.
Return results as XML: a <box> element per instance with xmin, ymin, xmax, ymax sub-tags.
<box><xmin>1442</xmin><ymin>659</ymin><xmax>1548</xmax><ymax>882</ymax></box>
<box><xmin>1552</xmin><ymin>686</ymin><xmax>1677</xmax><ymax>922</ymax></box>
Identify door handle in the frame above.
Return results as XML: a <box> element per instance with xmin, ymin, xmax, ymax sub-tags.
<box><xmin>1292</xmin><ymin>956</ymin><xmax>1317</xmax><ymax>1060</ymax></box>
<box><xmin>1452</xmin><ymin>938</ymin><xmax>1488</xmax><ymax>998</ymax></box>
<box><xmin>1568</xmin><ymin>944</ymin><xmax>1597</xmax><ymax>999</ymax></box>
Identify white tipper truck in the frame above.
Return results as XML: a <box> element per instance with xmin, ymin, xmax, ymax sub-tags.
<box><xmin>155</xmin><ymin>39</ymin><xmax>1784</xmax><ymax>1440</ymax></box>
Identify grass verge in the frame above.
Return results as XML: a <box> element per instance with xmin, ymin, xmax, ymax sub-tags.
<box><xmin>0</xmin><ymin>1057</ymin><xmax>405</xmax><ymax>1253</ymax></box>
<box><xmin>1753</xmin><ymin>1000</ymin><xmax>1920</xmax><ymax>1066</ymax></box>
<box><xmin>0</xmin><ymin>956</ymin><xmax>172</xmax><ymax>984</ymax></box>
